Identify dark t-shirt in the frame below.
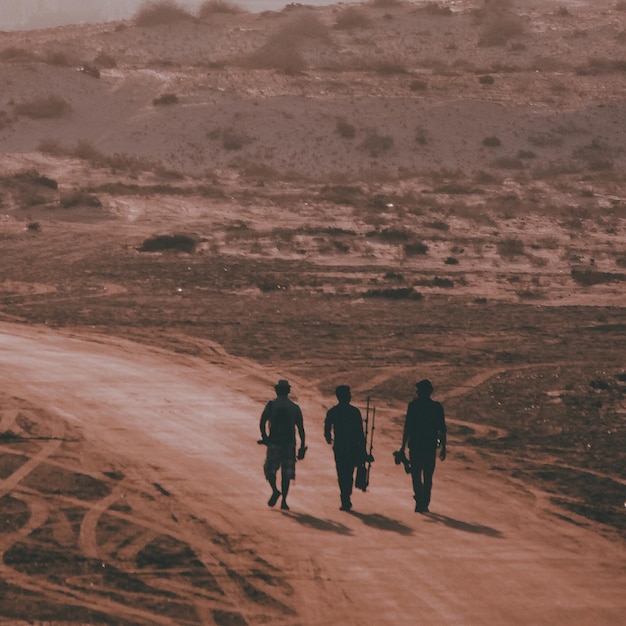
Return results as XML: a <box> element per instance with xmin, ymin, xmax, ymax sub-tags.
<box><xmin>263</xmin><ymin>397</ymin><xmax>302</xmax><ymax>446</ymax></box>
<box><xmin>404</xmin><ymin>397</ymin><xmax>446</xmax><ymax>451</ymax></box>
<box><xmin>324</xmin><ymin>402</ymin><xmax>366</xmax><ymax>464</ymax></box>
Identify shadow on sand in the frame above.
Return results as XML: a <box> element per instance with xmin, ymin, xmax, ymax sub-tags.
<box><xmin>425</xmin><ymin>512</ymin><xmax>502</xmax><ymax>538</ymax></box>
<box><xmin>284</xmin><ymin>512</ymin><xmax>353</xmax><ymax>535</ymax></box>
<box><xmin>349</xmin><ymin>511</ymin><xmax>414</xmax><ymax>536</ymax></box>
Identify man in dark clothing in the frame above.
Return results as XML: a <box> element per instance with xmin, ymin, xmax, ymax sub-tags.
<box><xmin>399</xmin><ymin>379</ymin><xmax>447</xmax><ymax>513</ymax></box>
<box><xmin>260</xmin><ymin>379</ymin><xmax>306</xmax><ymax>511</ymax></box>
<box><xmin>324</xmin><ymin>385</ymin><xmax>371</xmax><ymax>511</ymax></box>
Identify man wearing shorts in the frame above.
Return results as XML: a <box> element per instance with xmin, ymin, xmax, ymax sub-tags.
<box><xmin>260</xmin><ymin>379</ymin><xmax>306</xmax><ymax>511</ymax></box>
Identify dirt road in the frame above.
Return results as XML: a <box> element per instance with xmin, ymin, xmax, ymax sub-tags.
<box><xmin>0</xmin><ymin>322</ymin><xmax>623</xmax><ymax>625</ymax></box>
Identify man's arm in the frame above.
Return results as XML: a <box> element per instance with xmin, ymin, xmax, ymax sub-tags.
<box><xmin>296</xmin><ymin>409</ymin><xmax>306</xmax><ymax>449</ymax></box>
<box><xmin>438</xmin><ymin>403</ymin><xmax>447</xmax><ymax>460</ymax></box>
<box><xmin>400</xmin><ymin>404</ymin><xmax>410</xmax><ymax>452</ymax></box>
<box><xmin>324</xmin><ymin>409</ymin><xmax>333</xmax><ymax>444</ymax></box>
<box><xmin>259</xmin><ymin>401</ymin><xmax>272</xmax><ymax>442</ymax></box>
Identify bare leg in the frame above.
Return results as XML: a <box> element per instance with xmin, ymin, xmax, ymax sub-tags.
<box><xmin>281</xmin><ymin>474</ymin><xmax>290</xmax><ymax>510</ymax></box>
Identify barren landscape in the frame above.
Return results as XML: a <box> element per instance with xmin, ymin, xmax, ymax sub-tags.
<box><xmin>0</xmin><ymin>0</ymin><xmax>625</xmax><ymax>624</ymax></box>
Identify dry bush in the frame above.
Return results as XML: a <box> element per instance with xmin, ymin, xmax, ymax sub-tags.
<box><xmin>497</xmin><ymin>238</ymin><xmax>524</xmax><ymax>258</ymax></box>
<box><xmin>243</xmin><ymin>14</ymin><xmax>330</xmax><ymax>74</ymax></box>
<box><xmin>410</xmin><ymin>78</ymin><xmax>428</xmax><ymax>91</ymax></box>
<box><xmin>59</xmin><ymin>190</ymin><xmax>102</xmax><ymax>209</ymax></box>
<box><xmin>222</xmin><ymin>127</ymin><xmax>253</xmax><ymax>150</ymax></box>
<box><xmin>0</xmin><ymin>47</ymin><xmax>36</xmax><ymax>62</ymax></box>
<box><xmin>483</xmin><ymin>136</ymin><xmax>501</xmax><ymax>147</ymax></box>
<box><xmin>364</xmin><ymin>287</ymin><xmax>423</xmax><ymax>300</ymax></box>
<box><xmin>134</xmin><ymin>1</ymin><xmax>196</xmax><ymax>26</ymax></box>
<box><xmin>334</xmin><ymin>7</ymin><xmax>372</xmax><ymax>30</ymax></box>
<box><xmin>490</xmin><ymin>156</ymin><xmax>524</xmax><ymax>169</ymax></box>
<box><xmin>44</xmin><ymin>51</ymin><xmax>71</xmax><ymax>66</ymax></box>
<box><xmin>403</xmin><ymin>241</ymin><xmax>429</xmax><ymax>256</ymax></box>
<box><xmin>478</xmin><ymin>13</ymin><xmax>525</xmax><ymax>47</ymax></box>
<box><xmin>336</xmin><ymin>118</ymin><xmax>356</xmax><ymax>139</ymax></box>
<box><xmin>37</xmin><ymin>138</ymin><xmax>65</xmax><ymax>155</ymax></box>
<box><xmin>572</xmin><ymin>139</ymin><xmax>621</xmax><ymax>170</ymax></box>
<box><xmin>15</xmin><ymin>96</ymin><xmax>71</xmax><ymax>119</ymax></box>
<box><xmin>93</xmin><ymin>52</ymin><xmax>117</xmax><ymax>68</ymax></box>
<box><xmin>422</xmin><ymin>2</ymin><xmax>453</xmax><ymax>16</ymax></box>
<box><xmin>138</xmin><ymin>234</ymin><xmax>197</xmax><ymax>253</ymax></box>
<box><xmin>153</xmin><ymin>93</ymin><xmax>178</xmax><ymax>105</ymax></box>
<box><xmin>361</xmin><ymin>131</ymin><xmax>394</xmax><ymax>157</ymax></box>
<box><xmin>368</xmin><ymin>0</ymin><xmax>405</xmax><ymax>7</ymax></box>
<box><xmin>528</xmin><ymin>132</ymin><xmax>563</xmax><ymax>148</ymax></box>
<box><xmin>571</xmin><ymin>269</ymin><xmax>625</xmax><ymax>286</ymax></box>
<box><xmin>375</xmin><ymin>58</ymin><xmax>407</xmax><ymax>74</ymax></box>
<box><xmin>198</xmin><ymin>0</ymin><xmax>244</xmax><ymax>17</ymax></box>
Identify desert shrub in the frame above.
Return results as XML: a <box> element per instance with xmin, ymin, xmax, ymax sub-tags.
<box><xmin>555</xmin><ymin>6</ymin><xmax>571</xmax><ymax>17</ymax></box>
<box><xmin>528</xmin><ymin>132</ymin><xmax>563</xmax><ymax>148</ymax></box>
<box><xmin>432</xmin><ymin>277</ymin><xmax>454</xmax><ymax>288</ymax></box>
<box><xmin>15</xmin><ymin>96</ymin><xmax>71</xmax><ymax>119</ymax></box>
<box><xmin>367</xmin><ymin>227</ymin><xmax>412</xmax><ymax>242</ymax></box>
<box><xmin>425</xmin><ymin>220</ymin><xmax>450</xmax><ymax>231</ymax></box>
<box><xmin>37</xmin><ymin>138</ymin><xmax>64</xmax><ymax>155</ymax></box>
<box><xmin>423</xmin><ymin>2</ymin><xmax>453</xmax><ymax>15</ymax></box>
<box><xmin>375</xmin><ymin>59</ymin><xmax>407</xmax><ymax>74</ymax></box>
<box><xmin>134</xmin><ymin>1</ymin><xmax>196</xmax><ymax>26</ymax></box>
<box><xmin>483</xmin><ymin>136</ymin><xmax>501</xmax><ymax>147</ymax></box>
<box><xmin>94</xmin><ymin>52</ymin><xmax>117</xmax><ymax>68</ymax></box>
<box><xmin>497</xmin><ymin>238</ymin><xmax>524</xmax><ymax>258</ymax></box>
<box><xmin>572</xmin><ymin>139</ymin><xmax>621</xmax><ymax>170</ymax></box>
<box><xmin>364</xmin><ymin>287</ymin><xmax>423</xmax><ymax>300</ymax></box>
<box><xmin>198</xmin><ymin>0</ymin><xmax>243</xmax><ymax>17</ymax></box>
<box><xmin>478</xmin><ymin>74</ymin><xmax>495</xmax><ymax>84</ymax></box>
<box><xmin>153</xmin><ymin>93</ymin><xmax>178</xmax><ymax>105</ymax></box>
<box><xmin>445</xmin><ymin>256</ymin><xmax>459</xmax><ymax>265</ymax></box>
<box><xmin>415</xmin><ymin>126</ymin><xmax>428</xmax><ymax>145</ymax></box>
<box><xmin>361</xmin><ymin>131</ymin><xmax>394</xmax><ymax>157</ymax></box>
<box><xmin>72</xmin><ymin>139</ymin><xmax>103</xmax><ymax>162</ymax></box>
<box><xmin>222</xmin><ymin>127</ymin><xmax>253</xmax><ymax>150</ymax></box>
<box><xmin>44</xmin><ymin>51</ymin><xmax>71</xmax><ymax>66</ymax></box>
<box><xmin>319</xmin><ymin>185</ymin><xmax>364</xmax><ymax>205</ymax></box>
<box><xmin>138</xmin><ymin>234</ymin><xmax>197</xmax><ymax>253</ymax></box>
<box><xmin>517</xmin><ymin>149</ymin><xmax>536</xmax><ymax>159</ymax></box>
<box><xmin>478</xmin><ymin>14</ymin><xmax>525</xmax><ymax>47</ymax></box>
<box><xmin>10</xmin><ymin>170</ymin><xmax>58</xmax><ymax>189</ymax></box>
<box><xmin>59</xmin><ymin>191</ymin><xmax>102</xmax><ymax>208</ymax></box>
<box><xmin>0</xmin><ymin>47</ymin><xmax>36</xmax><ymax>62</ymax></box>
<box><xmin>27</xmin><ymin>221</ymin><xmax>40</xmax><ymax>231</ymax></box>
<box><xmin>490</xmin><ymin>156</ymin><xmax>524</xmax><ymax>169</ymax></box>
<box><xmin>410</xmin><ymin>79</ymin><xmax>428</xmax><ymax>91</ymax></box>
<box><xmin>336</xmin><ymin>118</ymin><xmax>356</xmax><ymax>138</ymax></box>
<box><xmin>79</xmin><ymin>64</ymin><xmax>101</xmax><ymax>78</ymax></box>
<box><xmin>403</xmin><ymin>241</ymin><xmax>429</xmax><ymax>256</ymax></box>
<box><xmin>334</xmin><ymin>7</ymin><xmax>372</xmax><ymax>29</ymax></box>
<box><xmin>368</xmin><ymin>0</ymin><xmax>405</xmax><ymax>7</ymax></box>
<box><xmin>571</xmin><ymin>269</ymin><xmax>625</xmax><ymax>286</ymax></box>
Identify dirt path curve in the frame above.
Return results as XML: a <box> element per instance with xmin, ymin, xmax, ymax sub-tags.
<box><xmin>0</xmin><ymin>322</ymin><xmax>624</xmax><ymax>625</ymax></box>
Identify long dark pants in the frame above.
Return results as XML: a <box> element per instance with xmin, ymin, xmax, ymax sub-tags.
<box><xmin>334</xmin><ymin>454</ymin><xmax>356</xmax><ymax>507</ymax></box>
<box><xmin>409</xmin><ymin>447</ymin><xmax>437</xmax><ymax>509</ymax></box>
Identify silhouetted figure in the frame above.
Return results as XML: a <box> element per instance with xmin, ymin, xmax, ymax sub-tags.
<box><xmin>399</xmin><ymin>379</ymin><xmax>447</xmax><ymax>513</ymax></box>
<box><xmin>324</xmin><ymin>385</ymin><xmax>371</xmax><ymax>511</ymax></box>
<box><xmin>260</xmin><ymin>379</ymin><xmax>306</xmax><ymax>511</ymax></box>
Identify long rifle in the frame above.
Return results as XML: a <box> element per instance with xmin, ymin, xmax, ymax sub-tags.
<box><xmin>366</xmin><ymin>402</ymin><xmax>375</xmax><ymax>486</ymax></box>
<box><xmin>356</xmin><ymin>397</ymin><xmax>375</xmax><ymax>491</ymax></box>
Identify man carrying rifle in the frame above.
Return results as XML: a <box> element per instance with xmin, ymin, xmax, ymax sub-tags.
<box><xmin>398</xmin><ymin>379</ymin><xmax>447</xmax><ymax>513</ymax></box>
<box><xmin>324</xmin><ymin>385</ymin><xmax>372</xmax><ymax>511</ymax></box>
<box><xmin>260</xmin><ymin>379</ymin><xmax>306</xmax><ymax>511</ymax></box>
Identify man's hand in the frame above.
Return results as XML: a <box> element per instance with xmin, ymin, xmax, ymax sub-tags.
<box><xmin>439</xmin><ymin>447</ymin><xmax>447</xmax><ymax>461</ymax></box>
<box><xmin>297</xmin><ymin>445</ymin><xmax>307</xmax><ymax>460</ymax></box>
<box><xmin>325</xmin><ymin>436</ymin><xmax>332</xmax><ymax>445</ymax></box>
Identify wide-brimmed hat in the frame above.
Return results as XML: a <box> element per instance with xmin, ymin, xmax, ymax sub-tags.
<box><xmin>274</xmin><ymin>379</ymin><xmax>291</xmax><ymax>391</ymax></box>
<box><xmin>416</xmin><ymin>379</ymin><xmax>433</xmax><ymax>394</ymax></box>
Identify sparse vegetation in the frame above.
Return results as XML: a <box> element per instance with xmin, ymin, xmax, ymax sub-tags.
<box><xmin>153</xmin><ymin>93</ymin><xmax>179</xmax><ymax>106</ymax></box>
<box><xmin>134</xmin><ymin>1</ymin><xmax>197</xmax><ymax>26</ymax></box>
<box><xmin>15</xmin><ymin>96</ymin><xmax>71</xmax><ymax>120</ymax></box>
<box><xmin>361</xmin><ymin>131</ymin><xmax>394</xmax><ymax>157</ymax></box>
<box><xmin>336</xmin><ymin>118</ymin><xmax>356</xmax><ymax>139</ymax></box>
<box><xmin>138</xmin><ymin>234</ymin><xmax>197</xmax><ymax>253</ymax></box>
<box><xmin>483</xmin><ymin>136</ymin><xmax>501</xmax><ymax>147</ymax></box>
<box><xmin>334</xmin><ymin>7</ymin><xmax>372</xmax><ymax>30</ymax></box>
<box><xmin>198</xmin><ymin>0</ymin><xmax>244</xmax><ymax>17</ymax></box>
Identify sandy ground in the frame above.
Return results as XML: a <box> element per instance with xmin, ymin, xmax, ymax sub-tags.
<box><xmin>0</xmin><ymin>322</ymin><xmax>624</xmax><ymax>625</ymax></box>
<box><xmin>0</xmin><ymin>1</ymin><xmax>625</xmax><ymax>623</ymax></box>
